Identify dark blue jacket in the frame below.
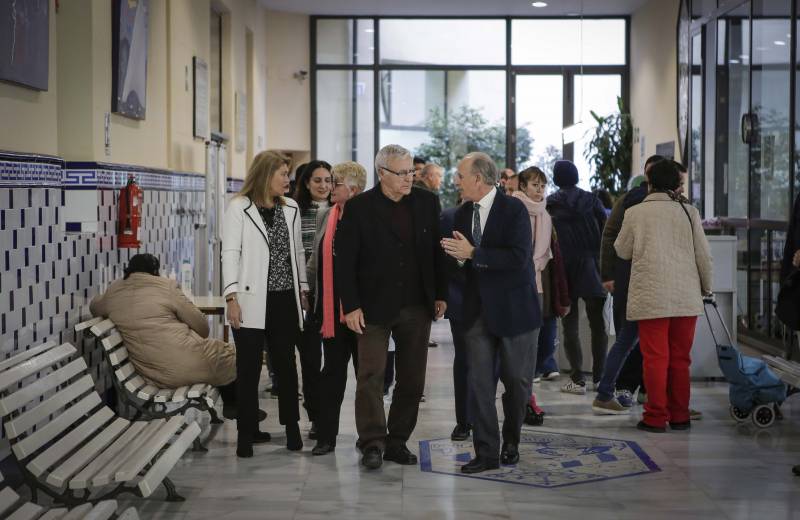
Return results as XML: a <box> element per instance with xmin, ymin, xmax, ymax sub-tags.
<box><xmin>782</xmin><ymin>193</ymin><xmax>800</xmax><ymax>280</ymax></box>
<box><xmin>440</xmin><ymin>206</ymin><xmax>464</xmax><ymax>321</ymax></box>
<box><xmin>546</xmin><ymin>187</ymin><xmax>607</xmax><ymax>299</ymax></box>
<box><xmin>451</xmin><ymin>190</ymin><xmax>542</xmax><ymax>337</ymax></box>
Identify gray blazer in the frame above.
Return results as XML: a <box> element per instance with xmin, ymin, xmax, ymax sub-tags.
<box><xmin>308</xmin><ymin>206</ymin><xmax>333</xmax><ymax>312</ymax></box>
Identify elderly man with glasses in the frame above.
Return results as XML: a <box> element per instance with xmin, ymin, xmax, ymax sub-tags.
<box><xmin>335</xmin><ymin>144</ymin><xmax>448</xmax><ymax>470</ymax></box>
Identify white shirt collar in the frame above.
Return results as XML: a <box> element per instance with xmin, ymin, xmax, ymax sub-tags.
<box><xmin>475</xmin><ymin>186</ymin><xmax>497</xmax><ymax>210</ymax></box>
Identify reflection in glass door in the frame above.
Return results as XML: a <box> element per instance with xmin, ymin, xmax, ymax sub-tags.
<box><xmin>515</xmin><ymin>75</ymin><xmax>563</xmax><ymax>178</ymax></box>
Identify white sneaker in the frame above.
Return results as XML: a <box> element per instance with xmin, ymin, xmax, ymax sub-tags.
<box><xmin>533</xmin><ymin>376</ymin><xmax>542</xmax><ymax>383</ymax></box>
<box><xmin>561</xmin><ymin>381</ymin><xmax>587</xmax><ymax>395</ymax></box>
<box><xmin>542</xmin><ymin>372</ymin><xmax>561</xmax><ymax>381</ymax></box>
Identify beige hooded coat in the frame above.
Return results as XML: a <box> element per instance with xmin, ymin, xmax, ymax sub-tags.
<box><xmin>90</xmin><ymin>272</ymin><xmax>235</xmax><ymax>388</ymax></box>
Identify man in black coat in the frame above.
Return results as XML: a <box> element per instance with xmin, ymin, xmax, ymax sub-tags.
<box><xmin>442</xmin><ymin>152</ymin><xmax>541</xmax><ymax>474</ymax></box>
<box><xmin>335</xmin><ymin>144</ymin><xmax>447</xmax><ymax>470</ymax></box>
<box><xmin>546</xmin><ymin>160</ymin><xmax>608</xmax><ymax>394</ymax></box>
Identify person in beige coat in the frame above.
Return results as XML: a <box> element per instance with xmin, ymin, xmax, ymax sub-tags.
<box><xmin>614</xmin><ymin>160</ymin><xmax>713</xmax><ymax>433</ymax></box>
<box><xmin>90</xmin><ymin>254</ymin><xmax>236</xmax><ymax>392</ymax></box>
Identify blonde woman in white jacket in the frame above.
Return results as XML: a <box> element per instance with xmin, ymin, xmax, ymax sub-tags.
<box><xmin>222</xmin><ymin>151</ymin><xmax>309</xmax><ymax>457</ymax></box>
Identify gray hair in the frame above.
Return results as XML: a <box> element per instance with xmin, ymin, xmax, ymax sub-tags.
<box><xmin>419</xmin><ymin>163</ymin><xmax>443</xmax><ymax>179</ymax></box>
<box><xmin>464</xmin><ymin>152</ymin><xmax>498</xmax><ymax>186</ymax></box>
<box><xmin>375</xmin><ymin>144</ymin><xmax>412</xmax><ymax>176</ymax></box>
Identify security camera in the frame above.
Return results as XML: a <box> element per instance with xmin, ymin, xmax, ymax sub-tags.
<box><xmin>293</xmin><ymin>70</ymin><xmax>308</xmax><ymax>81</ymax></box>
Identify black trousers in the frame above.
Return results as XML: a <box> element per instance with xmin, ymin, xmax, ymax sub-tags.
<box><xmin>612</xmin><ymin>291</ymin><xmax>645</xmax><ymax>393</ymax></box>
<box><xmin>298</xmin><ymin>313</ymin><xmax>322</xmax><ymax>422</ymax></box>
<box><xmin>562</xmin><ymin>296</ymin><xmax>608</xmax><ymax>384</ymax></box>
<box><xmin>317</xmin><ymin>322</ymin><xmax>359</xmax><ymax>443</ymax></box>
<box><xmin>232</xmin><ymin>290</ymin><xmax>300</xmax><ymax>435</ymax></box>
<box><xmin>450</xmin><ymin>318</ymin><xmax>470</xmax><ymax>427</ymax></box>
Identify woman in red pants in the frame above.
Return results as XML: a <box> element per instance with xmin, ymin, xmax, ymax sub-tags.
<box><xmin>613</xmin><ymin>160</ymin><xmax>713</xmax><ymax>433</ymax></box>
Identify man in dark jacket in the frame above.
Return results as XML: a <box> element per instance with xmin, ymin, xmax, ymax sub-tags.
<box><xmin>442</xmin><ymin>152</ymin><xmax>541</xmax><ymax>474</ymax></box>
<box><xmin>335</xmin><ymin>144</ymin><xmax>447</xmax><ymax>471</ymax></box>
<box><xmin>546</xmin><ymin>160</ymin><xmax>608</xmax><ymax>394</ymax></box>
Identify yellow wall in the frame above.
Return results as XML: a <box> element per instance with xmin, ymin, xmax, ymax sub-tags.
<box><xmin>630</xmin><ymin>0</ymin><xmax>681</xmax><ymax>175</ymax></box>
<box><xmin>0</xmin><ymin>0</ymin><xmax>59</xmax><ymax>155</ymax></box>
<box><xmin>0</xmin><ymin>0</ymin><xmax>277</xmax><ymax>178</ymax></box>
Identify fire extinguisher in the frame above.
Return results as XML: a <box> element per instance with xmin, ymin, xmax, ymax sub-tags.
<box><xmin>117</xmin><ymin>174</ymin><xmax>144</xmax><ymax>248</ymax></box>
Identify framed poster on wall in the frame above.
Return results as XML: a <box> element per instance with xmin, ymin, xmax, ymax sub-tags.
<box><xmin>0</xmin><ymin>0</ymin><xmax>49</xmax><ymax>90</ymax></box>
<box><xmin>193</xmin><ymin>57</ymin><xmax>209</xmax><ymax>140</ymax></box>
<box><xmin>111</xmin><ymin>0</ymin><xmax>149</xmax><ymax>119</ymax></box>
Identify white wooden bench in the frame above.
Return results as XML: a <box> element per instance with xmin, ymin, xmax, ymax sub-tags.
<box><xmin>75</xmin><ymin>317</ymin><xmax>224</xmax><ymax>451</ymax></box>
<box><xmin>0</xmin><ymin>341</ymin><xmax>201</xmax><ymax>506</ymax></box>
<box><xmin>763</xmin><ymin>355</ymin><xmax>800</xmax><ymax>388</ymax></box>
<box><xmin>0</xmin><ymin>470</ymin><xmax>139</xmax><ymax>520</ymax></box>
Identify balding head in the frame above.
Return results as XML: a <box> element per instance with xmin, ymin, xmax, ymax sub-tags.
<box><xmin>462</xmin><ymin>152</ymin><xmax>498</xmax><ymax>187</ymax></box>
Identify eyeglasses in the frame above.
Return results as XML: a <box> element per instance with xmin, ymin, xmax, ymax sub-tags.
<box><xmin>379</xmin><ymin>166</ymin><xmax>416</xmax><ymax>179</ymax></box>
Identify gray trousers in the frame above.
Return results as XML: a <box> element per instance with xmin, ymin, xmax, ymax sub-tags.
<box><xmin>464</xmin><ymin>316</ymin><xmax>538</xmax><ymax>461</ymax></box>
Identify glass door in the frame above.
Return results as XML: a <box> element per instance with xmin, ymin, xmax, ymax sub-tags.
<box><xmin>514</xmin><ymin>74</ymin><xmax>564</xmax><ymax>177</ymax></box>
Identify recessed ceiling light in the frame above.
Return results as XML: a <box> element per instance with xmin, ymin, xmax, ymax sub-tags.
<box><xmin>532</xmin><ymin>1</ymin><xmax>548</xmax><ymax>7</ymax></box>
<box><xmin>774</xmin><ymin>40</ymin><xmax>786</xmax><ymax>46</ymax></box>
<box><xmin>365</xmin><ymin>28</ymin><xmax>375</xmax><ymax>33</ymax></box>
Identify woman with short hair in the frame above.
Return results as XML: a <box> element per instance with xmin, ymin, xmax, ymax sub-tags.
<box><xmin>222</xmin><ymin>150</ymin><xmax>309</xmax><ymax>457</ymax></box>
<box><xmin>614</xmin><ymin>160</ymin><xmax>713</xmax><ymax>433</ymax></box>
<box><xmin>306</xmin><ymin>161</ymin><xmax>368</xmax><ymax>455</ymax></box>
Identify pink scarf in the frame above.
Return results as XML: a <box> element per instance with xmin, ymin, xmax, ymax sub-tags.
<box><xmin>321</xmin><ymin>203</ymin><xmax>344</xmax><ymax>339</ymax></box>
<box><xmin>513</xmin><ymin>191</ymin><xmax>553</xmax><ymax>291</ymax></box>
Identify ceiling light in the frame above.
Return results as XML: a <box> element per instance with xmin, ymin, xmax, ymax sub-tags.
<box><xmin>365</xmin><ymin>28</ymin><xmax>375</xmax><ymax>33</ymax></box>
<box><xmin>774</xmin><ymin>40</ymin><xmax>786</xmax><ymax>46</ymax></box>
<box><xmin>729</xmin><ymin>59</ymin><xmax>740</xmax><ymax>64</ymax></box>
<box><xmin>532</xmin><ymin>1</ymin><xmax>548</xmax><ymax>7</ymax></box>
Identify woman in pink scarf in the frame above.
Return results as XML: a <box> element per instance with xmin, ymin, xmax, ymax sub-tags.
<box><xmin>513</xmin><ymin>167</ymin><xmax>564</xmax><ymax>425</ymax></box>
<box><xmin>306</xmin><ymin>161</ymin><xmax>368</xmax><ymax>456</ymax></box>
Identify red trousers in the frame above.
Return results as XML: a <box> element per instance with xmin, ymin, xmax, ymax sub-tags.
<box><xmin>638</xmin><ymin>316</ymin><xmax>698</xmax><ymax>428</ymax></box>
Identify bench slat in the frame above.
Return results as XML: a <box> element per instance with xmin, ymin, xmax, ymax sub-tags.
<box><xmin>100</xmin><ymin>333</ymin><xmax>123</xmax><ymax>353</ymax></box>
<box><xmin>0</xmin><ymin>359</ymin><xmax>87</xmax><ymax>416</ymax></box>
<box><xmin>30</xmin><ymin>407</ymin><xmax>115</xmax><ymax>479</ymax></box>
<box><xmin>117</xmin><ymin>507</ymin><xmax>141</xmax><ymax>520</ymax></box>
<box><xmin>88</xmin><ymin>319</ymin><xmax>115</xmax><ymax>337</ymax></box>
<box><xmin>187</xmin><ymin>383</ymin><xmax>208</xmax><ymax>398</ymax></box>
<box><xmin>107</xmin><ymin>347</ymin><xmax>128</xmax><ymax>367</ymax></box>
<box><xmin>115</xmin><ymin>416</ymin><xmax>185</xmax><ymax>481</ymax></box>
<box><xmin>6</xmin><ymin>374</ymin><xmax>94</xmax><ymax>439</ymax></box>
<box><xmin>75</xmin><ymin>501</ymin><xmax>117</xmax><ymax>520</ymax></box>
<box><xmin>123</xmin><ymin>375</ymin><xmax>147</xmax><ymax>395</ymax></box>
<box><xmin>0</xmin><ymin>486</ymin><xmax>21</xmax><ymax>516</ymax></box>
<box><xmin>58</xmin><ymin>503</ymin><xmax>93</xmax><ymax>520</ymax></box>
<box><xmin>136</xmin><ymin>384</ymin><xmax>160</xmax><ymax>401</ymax></box>
<box><xmin>6</xmin><ymin>501</ymin><xmax>45</xmax><ymax>520</ymax></box>
<box><xmin>0</xmin><ymin>343</ymin><xmax>77</xmax><ymax>394</ymax></box>
<box><xmin>137</xmin><ymin>421</ymin><xmax>201</xmax><ymax>498</ymax></box>
<box><xmin>12</xmin><ymin>392</ymin><xmax>102</xmax><ymax>460</ymax></box>
<box><xmin>0</xmin><ymin>341</ymin><xmax>57</xmax><ymax>374</ymax></box>
<box><xmin>87</xmin><ymin>420</ymin><xmax>166</xmax><ymax>487</ymax></box>
<box><xmin>69</xmin><ymin>421</ymin><xmax>148</xmax><ymax>489</ymax></box>
<box><xmin>47</xmin><ymin>417</ymin><xmax>129</xmax><ymax>488</ymax></box>
<box><xmin>153</xmin><ymin>388</ymin><xmax>175</xmax><ymax>403</ymax></box>
<box><xmin>114</xmin><ymin>363</ymin><xmax>136</xmax><ymax>382</ymax></box>
<box><xmin>74</xmin><ymin>317</ymin><xmax>103</xmax><ymax>333</ymax></box>
<box><xmin>170</xmin><ymin>386</ymin><xmax>189</xmax><ymax>402</ymax></box>
<box><xmin>38</xmin><ymin>508</ymin><xmax>69</xmax><ymax>520</ymax></box>
<box><xmin>204</xmin><ymin>386</ymin><xmax>220</xmax><ymax>408</ymax></box>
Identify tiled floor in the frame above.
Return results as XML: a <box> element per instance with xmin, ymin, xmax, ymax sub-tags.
<box><xmin>119</xmin><ymin>321</ymin><xmax>800</xmax><ymax>519</ymax></box>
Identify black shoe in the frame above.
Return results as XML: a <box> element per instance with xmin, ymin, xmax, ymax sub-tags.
<box><xmin>670</xmin><ymin>421</ymin><xmax>691</xmax><ymax>431</ymax></box>
<box><xmin>362</xmin><ymin>447</ymin><xmax>383</xmax><ymax>469</ymax></box>
<box><xmin>524</xmin><ymin>404</ymin><xmax>545</xmax><ymax>426</ymax></box>
<box><xmin>428</xmin><ymin>341</ymin><xmax>438</xmax><ymax>348</ymax></box>
<box><xmin>793</xmin><ymin>464</ymin><xmax>800</xmax><ymax>476</ymax></box>
<box><xmin>636</xmin><ymin>420</ymin><xmax>666</xmax><ymax>433</ymax></box>
<box><xmin>253</xmin><ymin>430</ymin><xmax>272</xmax><ymax>443</ymax></box>
<box><xmin>384</xmin><ymin>445</ymin><xmax>418</xmax><ymax>465</ymax></box>
<box><xmin>501</xmin><ymin>443</ymin><xmax>519</xmax><ymax>465</ymax></box>
<box><xmin>460</xmin><ymin>456</ymin><xmax>500</xmax><ymax>474</ymax></box>
<box><xmin>222</xmin><ymin>406</ymin><xmax>267</xmax><ymax>422</ymax></box>
<box><xmin>286</xmin><ymin>423</ymin><xmax>303</xmax><ymax>451</ymax></box>
<box><xmin>236</xmin><ymin>433</ymin><xmax>253</xmax><ymax>458</ymax></box>
<box><xmin>312</xmin><ymin>440</ymin><xmax>336</xmax><ymax>456</ymax></box>
<box><xmin>450</xmin><ymin>424</ymin><xmax>471</xmax><ymax>441</ymax></box>
<box><xmin>308</xmin><ymin>422</ymin><xmax>319</xmax><ymax>440</ymax></box>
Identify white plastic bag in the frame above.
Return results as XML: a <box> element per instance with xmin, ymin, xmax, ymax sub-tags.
<box><xmin>603</xmin><ymin>293</ymin><xmax>616</xmax><ymax>337</ymax></box>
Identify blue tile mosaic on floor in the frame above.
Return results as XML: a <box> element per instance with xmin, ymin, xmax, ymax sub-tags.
<box><xmin>419</xmin><ymin>429</ymin><xmax>660</xmax><ymax>488</ymax></box>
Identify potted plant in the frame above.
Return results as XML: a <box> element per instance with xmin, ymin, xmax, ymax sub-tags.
<box><xmin>584</xmin><ymin>96</ymin><xmax>633</xmax><ymax>198</ymax></box>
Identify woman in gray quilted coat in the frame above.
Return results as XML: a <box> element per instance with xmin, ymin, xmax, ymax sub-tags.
<box><xmin>614</xmin><ymin>160</ymin><xmax>712</xmax><ymax>434</ymax></box>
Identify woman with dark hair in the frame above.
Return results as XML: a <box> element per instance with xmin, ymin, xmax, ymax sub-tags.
<box><xmin>614</xmin><ymin>160</ymin><xmax>713</xmax><ymax>433</ymax></box>
<box><xmin>223</xmin><ymin>150</ymin><xmax>309</xmax><ymax>456</ymax></box>
<box><xmin>291</xmin><ymin>159</ymin><xmax>332</xmax><ymax>438</ymax></box>
<box><xmin>90</xmin><ymin>253</ymin><xmax>236</xmax><ymax>398</ymax></box>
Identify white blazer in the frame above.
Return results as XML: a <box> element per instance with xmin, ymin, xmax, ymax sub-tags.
<box><xmin>222</xmin><ymin>196</ymin><xmax>308</xmax><ymax>330</ymax></box>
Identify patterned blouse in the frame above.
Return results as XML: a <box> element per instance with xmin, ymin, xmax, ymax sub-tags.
<box><xmin>258</xmin><ymin>204</ymin><xmax>294</xmax><ymax>292</ymax></box>
<box><xmin>300</xmin><ymin>200</ymin><xmax>330</xmax><ymax>261</ymax></box>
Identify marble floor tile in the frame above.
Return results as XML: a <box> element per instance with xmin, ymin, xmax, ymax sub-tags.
<box><xmin>101</xmin><ymin>320</ymin><xmax>800</xmax><ymax>519</ymax></box>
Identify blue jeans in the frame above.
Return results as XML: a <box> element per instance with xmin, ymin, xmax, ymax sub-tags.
<box><xmin>596</xmin><ymin>318</ymin><xmax>639</xmax><ymax>402</ymax></box>
<box><xmin>535</xmin><ymin>316</ymin><xmax>559</xmax><ymax>376</ymax></box>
